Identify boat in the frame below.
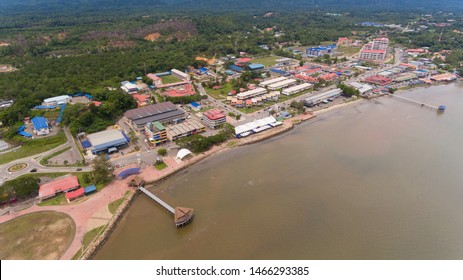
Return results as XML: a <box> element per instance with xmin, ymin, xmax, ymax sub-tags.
<box><xmin>438</xmin><ymin>105</ymin><xmax>446</xmax><ymax>112</ymax></box>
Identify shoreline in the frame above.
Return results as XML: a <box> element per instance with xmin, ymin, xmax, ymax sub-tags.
<box><xmin>2</xmin><ymin>81</ymin><xmax>456</xmax><ymax>260</ymax></box>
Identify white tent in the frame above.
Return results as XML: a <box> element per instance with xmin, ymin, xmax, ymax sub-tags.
<box><xmin>177</xmin><ymin>149</ymin><xmax>193</xmax><ymax>160</ymax></box>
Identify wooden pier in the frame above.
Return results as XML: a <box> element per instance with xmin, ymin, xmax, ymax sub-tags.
<box><xmin>138</xmin><ymin>186</ymin><xmax>193</xmax><ymax>228</ymax></box>
<box><xmin>388</xmin><ymin>94</ymin><xmax>440</xmax><ymax>111</ymax></box>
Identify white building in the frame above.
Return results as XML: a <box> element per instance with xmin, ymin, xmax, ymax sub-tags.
<box><xmin>268</xmin><ymin>79</ymin><xmax>297</xmax><ymax>91</ymax></box>
<box><xmin>43</xmin><ymin>95</ymin><xmax>71</xmax><ymax>106</ymax></box>
<box><xmin>349</xmin><ymin>82</ymin><xmax>374</xmax><ymax>94</ymax></box>
<box><xmin>359</xmin><ymin>50</ymin><xmax>386</xmax><ymax>61</ymax></box>
<box><xmin>282</xmin><ymin>83</ymin><xmax>312</xmax><ymax>96</ymax></box>
<box><xmin>171</xmin><ymin>69</ymin><xmax>190</xmax><ymax>81</ymax></box>
<box><xmin>259</xmin><ymin>77</ymin><xmax>288</xmax><ymax>87</ymax></box>
<box><xmin>120</xmin><ymin>81</ymin><xmax>138</xmax><ymax>93</ymax></box>
<box><xmin>236</xmin><ymin>87</ymin><xmax>267</xmax><ymax>100</ymax></box>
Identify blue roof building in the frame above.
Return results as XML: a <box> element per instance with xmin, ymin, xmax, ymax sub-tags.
<box><xmin>87</xmin><ymin>129</ymin><xmax>130</xmax><ymax>154</ymax></box>
<box><xmin>248</xmin><ymin>63</ymin><xmax>265</xmax><ymax>71</ymax></box>
<box><xmin>228</xmin><ymin>65</ymin><xmax>244</xmax><ymax>72</ymax></box>
<box><xmin>31</xmin><ymin>116</ymin><xmax>50</xmax><ymax>136</ymax></box>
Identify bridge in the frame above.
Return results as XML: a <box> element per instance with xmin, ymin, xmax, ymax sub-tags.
<box><xmin>388</xmin><ymin>94</ymin><xmax>443</xmax><ymax>111</ymax></box>
<box><xmin>138</xmin><ymin>186</ymin><xmax>193</xmax><ymax>228</ymax></box>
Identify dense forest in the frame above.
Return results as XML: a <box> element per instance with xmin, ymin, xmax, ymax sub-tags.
<box><xmin>0</xmin><ymin>4</ymin><xmax>462</xmax><ymax>131</ymax></box>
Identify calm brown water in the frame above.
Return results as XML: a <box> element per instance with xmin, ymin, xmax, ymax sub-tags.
<box><xmin>96</xmin><ymin>83</ymin><xmax>463</xmax><ymax>259</ymax></box>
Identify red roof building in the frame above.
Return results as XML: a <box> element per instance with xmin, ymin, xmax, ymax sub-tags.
<box><xmin>294</xmin><ymin>74</ymin><xmax>318</xmax><ymax>83</ymax></box>
<box><xmin>229</xmin><ymin>90</ymin><xmax>237</xmax><ymax>95</ymax></box>
<box><xmin>39</xmin><ymin>176</ymin><xmax>80</xmax><ymax>200</ymax></box>
<box><xmin>65</xmin><ymin>187</ymin><xmax>85</xmax><ymax>203</ymax></box>
<box><xmin>91</xmin><ymin>101</ymin><xmax>102</xmax><ymax>107</ymax></box>
<box><xmin>319</xmin><ymin>73</ymin><xmax>339</xmax><ymax>81</ymax></box>
<box><xmin>163</xmin><ymin>84</ymin><xmax>196</xmax><ymax>97</ymax></box>
<box><xmin>236</xmin><ymin>58</ymin><xmax>252</xmax><ymax>64</ymax></box>
<box><xmin>202</xmin><ymin>109</ymin><xmax>226</xmax><ymax>129</ymax></box>
<box><xmin>132</xmin><ymin>94</ymin><xmax>151</xmax><ymax>107</ymax></box>
<box><xmin>364</xmin><ymin>75</ymin><xmax>392</xmax><ymax>86</ymax></box>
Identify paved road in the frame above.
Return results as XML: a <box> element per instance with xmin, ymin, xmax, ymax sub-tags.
<box><xmin>0</xmin><ymin>128</ymin><xmax>92</xmax><ymax>184</ymax></box>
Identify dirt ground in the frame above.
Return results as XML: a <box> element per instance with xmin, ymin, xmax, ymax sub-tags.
<box><xmin>144</xmin><ymin>33</ymin><xmax>161</xmax><ymax>41</ymax></box>
<box><xmin>0</xmin><ymin>211</ymin><xmax>76</xmax><ymax>260</ymax></box>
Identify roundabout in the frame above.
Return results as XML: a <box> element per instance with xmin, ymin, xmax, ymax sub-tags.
<box><xmin>7</xmin><ymin>163</ymin><xmax>28</xmax><ymax>173</ymax></box>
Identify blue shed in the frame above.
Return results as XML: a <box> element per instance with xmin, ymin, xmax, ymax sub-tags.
<box><xmin>84</xmin><ymin>185</ymin><xmax>97</xmax><ymax>195</ymax></box>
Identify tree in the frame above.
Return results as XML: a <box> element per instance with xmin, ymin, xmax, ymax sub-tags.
<box><xmin>337</xmin><ymin>83</ymin><xmax>360</xmax><ymax>97</ymax></box>
<box><xmin>157</xmin><ymin>148</ymin><xmax>167</xmax><ymax>156</ymax></box>
<box><xmin>92</xmin><ymin>156</ymin><xmax>114</xmax><ymax>184</ymax></box>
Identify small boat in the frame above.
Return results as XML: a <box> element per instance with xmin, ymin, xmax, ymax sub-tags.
<box><xmin>438</xmin><ymin>105</ymin><xmax>446</xmax><ymax>111</ymax></box>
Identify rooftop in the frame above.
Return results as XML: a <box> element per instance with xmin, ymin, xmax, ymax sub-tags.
<box><xmin>39</xmin><ymin>176</ymin><xmax>80</xmax><ymax>198</ymax></box>
<box><xmin>87</xmin><ymin>129</ymin><xmax>127</xmax><ymax>147</ymax></box>
<box><xmin>124</xmin><ymin>102</ymin><xmax>179</xmax><ymax>120</ymax></box>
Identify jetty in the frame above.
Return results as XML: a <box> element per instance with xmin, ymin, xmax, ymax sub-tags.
<box><xmin>388</xmin><ymin>94</ymin><xmax>444</xmax><ymax>112</ymax></box>
<box><xmin>138</xmin><ymin>186</ymin><xmax>194</xmax><ymax>228</ymax></box>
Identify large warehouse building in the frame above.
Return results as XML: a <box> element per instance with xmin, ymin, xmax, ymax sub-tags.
<box><xmin>87</xmin><ymin>129</ymin><xmax>130</xmax><ymax>154</ymax></box>
<box><xmin>124</xmin><ymin>102</ymin><xmax>186</xmax><ymax>130</ymax></box>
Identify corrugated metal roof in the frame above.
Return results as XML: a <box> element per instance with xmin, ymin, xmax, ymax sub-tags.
<box><xmin>124</xmin><ymin>102</ymin><xmax>179</xmax><ymax>120</ymax></box>
<box><xmin>31</xmin><ymin>116</ymin><xmax>48</xmax><ymax>130</ymax></box>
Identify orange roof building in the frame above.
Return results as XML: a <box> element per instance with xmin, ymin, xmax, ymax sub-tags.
<box><xmin>132</xmin><ymin>94</ymin><xmax>151</xmax><ymax>107</ymax></box>
<box><xmin>39</xmin><ymin>176</ymin><xmax>80</xmax><ymax>200</ymax></box>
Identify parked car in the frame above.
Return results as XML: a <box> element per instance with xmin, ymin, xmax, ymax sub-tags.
<box><xmin>76</xmin><ymin>168</ymin><xmax>82</xmax><ymax>171</ymax></box>
<box><xmin>30</xmin><ymin>168</ymin><xmax>37</xmax><ymax>172</ymax></box>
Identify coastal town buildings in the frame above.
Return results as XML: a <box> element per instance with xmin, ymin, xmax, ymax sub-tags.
<box><xmin>86</xmin><ymin>129</ymin><xmax>130</xmax><ymax>154</ymax></box>
<box><xmin>123</xmin><ymin>102</ymin><xmax>186</xmax><ymax>131</ymax></box>
<box><xmin>202</xmin><ymin>109</ymin><xmax>226</xmax><ymax>129</ymax></box>
<box><xmin>166</xmin><ymin>120</ymin><xmax>205</xmax><ymax>141</ymax></box>
<box><xmin>145</xmin><ymin>121</ymin><xmax>167</xmax><ymax>146</ymax></box>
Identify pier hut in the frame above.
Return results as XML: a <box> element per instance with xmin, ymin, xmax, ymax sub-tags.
<box><xmin>138</xmin><ymin>186</ymin><xmax>194</xmax><ymax>228</ymax></box>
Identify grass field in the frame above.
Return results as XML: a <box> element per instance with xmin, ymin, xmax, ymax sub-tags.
<box><xmin>160</xmin><ymin>74</ymin><xmax>182</xmax><ymax>84</ymax></box>
<box><xmin>108</xmin><ymin>197</ymin><xmax>125</xmax><ymax>214</ymax></box>
<box><xmin>0</xmin><ymin>130</ymin><xmax>67</xmax><ymax>165</ymax></box>
<box><xmin>155</xmin><ymin>162</ymin><xmax>168</xmax><ymax>171</ymax></box>
<box><xmin>38</xmin><ymin>194</ymin><xmax>68</xmax><ymax>206</ymax></box>
<box><xmin>251</xmin><ymin>56</ymin><xmax>284</xmax><ymax>67</ymax></box>
<box><xmin>204</xmin><ymin>82</ymin><xmax>233</xmax><ymax>100</ymax></box>
<box><xmin>41</xmin><ymin>110</ymin><xmax>61</xmax><ymax>120</ymax></box>
<box><xmin>0</xmin><ymin>211</ymin><xmax>76</xmax><ymax>260</ymax></box>
<box><xmin>336</xmin><ymin>45</ymin><xmax>361</xmax><ymax>56</ymax></box>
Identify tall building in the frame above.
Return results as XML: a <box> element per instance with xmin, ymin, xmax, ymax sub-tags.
<box><xmin>202</xmin><ymin>109</ymin><xmax>226</xmax><ymax>129</ymax></box>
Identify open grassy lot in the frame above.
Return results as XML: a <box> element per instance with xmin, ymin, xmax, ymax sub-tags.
<box><xmin>160</xmin><ymin>74</ymin><xmax>182</xmax><ymax>84</ymax></box>
<box><xmin>0</xmin><ymin>131</ymin><xmax>67</xmax><ymax>165</ymax></box>
<box><xmin>204</xmin><ymin>82</ymin><xmax>233</xmax><ymax>100</ymax></box>
<box><xmin>336</xmin><ymin>45</ymin><xmax>361</xmax><ymax>56</ymax></box>
<box><xmin>0</xmin><ymin>211</ymin><xmax>76</xmax><ymax>260</ymax></box>
<box><xmin>251</xmin><ymin>55</ymin><xmax>284</xmax><ymax>67</ymax></box>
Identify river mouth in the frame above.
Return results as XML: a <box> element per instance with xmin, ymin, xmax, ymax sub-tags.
<box><xmin>95</xmin><ymin>83</ymin><xmax>463</xmax><ymax>260</ymax></box>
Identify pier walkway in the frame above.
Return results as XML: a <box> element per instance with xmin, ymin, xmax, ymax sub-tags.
<box><xmin>388</xmin><ymin>94</ymin><xmax>439</xmax><ymax>111</ymax></box>
<box><xmin>139</xmin><ymin>186</ymin><xmax>174</xmax><ymax>213</ymax></box>
<box><xmin>138</xmin><ymin>186</ymin><xmax>193</xmax><ymax>227</ymax></box>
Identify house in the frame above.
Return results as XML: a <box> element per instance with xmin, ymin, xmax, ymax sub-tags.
<box><xmin>190</xmin><ymin>102</ymin><xmax>202</xmax><ymax>111</ymax></box>
<box><xmin>31</xmin><ymin>116</ymin><xmax>49</xmax><ymax>136</ymax></box>
<box><xmin>132</xmin><ymin>94</ymin><xmax>151</xmax><ymax>107</ymax></box>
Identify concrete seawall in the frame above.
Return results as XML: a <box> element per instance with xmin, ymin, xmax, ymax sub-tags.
<box><xmin>82</xmin><ymin>191</ymin><xmax>136</xmax><ymax>260</ymax></box>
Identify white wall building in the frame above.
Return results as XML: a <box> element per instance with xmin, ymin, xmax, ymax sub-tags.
<box><xmin>268</xmin><ymin>79</ymin><xmax>297</xmax><ymax>91</ymax></box>
<box><xmin>171</xmin><ymin>69</ymin><xmax>190</xmax><ymax>81</ymax></box>
<box><xmin>282</xmin><ymin>83</ymin><xmax>312</xmax><ymax>96</ymax></box>
<box><xmin>43</xmin><ymin>95</ymin><xmax>71</xmax><ymax>106</ymax></box>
